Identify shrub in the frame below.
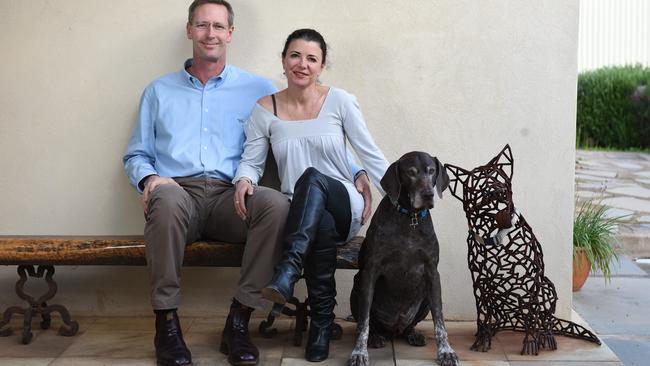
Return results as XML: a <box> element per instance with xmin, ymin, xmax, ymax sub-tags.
<box><xmin>576</xmin><ymin>65</ymin><xmax>650</xmax><ymax>149</ymax></box>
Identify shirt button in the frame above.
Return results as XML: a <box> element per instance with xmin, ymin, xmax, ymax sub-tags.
<box><xmin>203</xmin><ymin>128</ymin><xmax>208</xmax><ymax>132</ymax></box>
<box><xmin>204</xmin><ymin>108</ymin><xmax>208</xmax><ymax>112</ymax></box>
<box><xmin>203</xmin><ymin>146</ymin><xmax>207</xmax><ymax>150</ymax></box>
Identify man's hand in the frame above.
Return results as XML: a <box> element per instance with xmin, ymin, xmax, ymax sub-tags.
<box><xmin>234</xmin><ymin>178</ymin><xmax>255</xmax><ymax>220</ymax></box>
<box><xmin>142</xmin><ymin>175</ymin><xmax>179</xmax><ymax>214</ymax></box>
<box><xmin>355</xmin><ymin>172</ymin><xmax>372</xmax><ymax>225</ymax></box>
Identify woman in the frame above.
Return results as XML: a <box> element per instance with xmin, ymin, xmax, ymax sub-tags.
<box><xmin>233</xmin><ymin>28</ymin><xmax>388</xmax><ymax>362</ymax></box>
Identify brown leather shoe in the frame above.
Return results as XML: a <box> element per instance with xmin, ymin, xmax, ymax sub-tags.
<box><xmin>154</xmin><ymin>310</ymin><xmax>192</xmax><ymax>366</ymax></box>
<box><xmin>219</xmin><ymin>299</ymin><xmax>259</xmax><ymax>365</ymax></box>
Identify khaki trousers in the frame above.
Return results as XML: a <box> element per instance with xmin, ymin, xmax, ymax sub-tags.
<box><xmin>144</xmin><ymin>177</ymin><xmax>289</xmax><ymax>310</ymax></box>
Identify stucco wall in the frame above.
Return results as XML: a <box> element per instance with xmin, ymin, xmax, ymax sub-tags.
<box><xmin>0</xmin><ymin>0</ymin><xmax>579</xmax><ymax>320</ymax></box>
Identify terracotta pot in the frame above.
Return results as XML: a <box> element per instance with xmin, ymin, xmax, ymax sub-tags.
<box><xmin>573</xmin><ymin>248</ymin><xmax>591</xmax><ymax>292</ymax></box>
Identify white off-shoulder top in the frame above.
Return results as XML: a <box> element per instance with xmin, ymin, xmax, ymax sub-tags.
<box><xmin>234</xmin><ymin>87</ymin><xmax>389</xmax><ymax>241</ymax></box>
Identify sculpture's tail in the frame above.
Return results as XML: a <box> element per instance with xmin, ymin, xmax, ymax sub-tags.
<box><xmin>552</xmin><ymin>316</ymin><xmax>601</xmax><ymax>345</ymax></box>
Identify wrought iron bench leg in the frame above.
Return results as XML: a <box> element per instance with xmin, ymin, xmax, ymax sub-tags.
<box><xmin>0</xmin><ymin>306</ymin><xmax>24</xmax><ymax>337</ymax></box>
<box><xmin>0</xmin><ymin>265</ymin><xmax>79</xmax><ymax>344</ymax></box>
<box><xmin>258</xmin><ymin>294</ymin><xmax>343</xmax><ymax>347</ymax></box>
<box><xmin>258</xmin><ymin>296</ymin><xmax>307</xmax><ymax>344</ymax></box>
<box><xmin>291</xmin><ymin>297</ymin><xmax>308</xmax><ymax>346</ymax></box>
<box><xmin>40</xmin><ymin>302</ymin><xmax>51</xmax><ymax>330</ymax></box>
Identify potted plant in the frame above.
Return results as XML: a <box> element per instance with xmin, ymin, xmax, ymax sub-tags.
<box><xmin>572</xmin><ymin>199</ymin><xmax>622</xmax><ymax>291</ymax></box>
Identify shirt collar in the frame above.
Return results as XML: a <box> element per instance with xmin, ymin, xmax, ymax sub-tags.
<box><xmin>182</xmin><ymin>58</ymin><xmax>230</xmax><ymax>88</ymax></box>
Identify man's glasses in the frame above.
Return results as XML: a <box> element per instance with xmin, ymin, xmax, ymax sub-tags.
<box><xmin>192</xmin><ymin>22</ymin><xmax>231</xmax><ymax>32</ymax></box>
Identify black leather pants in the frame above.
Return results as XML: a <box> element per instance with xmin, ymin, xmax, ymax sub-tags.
<box><xmin>263</xmin><ymin>167</ymin><xmax>351</xmax><ymax>305</ymax></box>
<box><xmin>282</xmin><ymin>168</ymin><xmax>351</xmax><ymax>361</ymax></box>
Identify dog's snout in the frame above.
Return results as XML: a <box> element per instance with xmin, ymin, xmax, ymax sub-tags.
<box><xmin>418</xmin><ymin>189</ymin><xmax>435</xmax><ymax>209</ymax></box>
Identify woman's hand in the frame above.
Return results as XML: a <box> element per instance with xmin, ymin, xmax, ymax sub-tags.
<box><xmin>234</xmin><ymin>178</ymin><xmax>255</xmax><ymax>220</ymax></box>
<box><xmin>355</xmin><ymin>173</ymin><xmax>372</xmax><ymax>225</ymax></box>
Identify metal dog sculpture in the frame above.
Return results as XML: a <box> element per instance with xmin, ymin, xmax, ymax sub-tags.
<box><xmin>445</xmin><ymin>144</ymin><xmax>601</xmax><ymax>355</ymax></box>
<box><xmin>348</xmin><ymin>152</ymin><xmax>459</xmax><ymax>366</ymax></box>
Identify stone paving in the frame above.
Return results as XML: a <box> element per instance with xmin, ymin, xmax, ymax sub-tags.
<box><xmin>574</xmin><ymin>149</ymin><xmax>650</xmax><ymax>366</ymax></box>
<box><xmin>0</xmin><ymin>314</ymin><xmax>621</xmax><ymax>365</ymax></box>
<box><xmin>573</xmin><ymin>255</ymin><xmax>650</xmax><ymax>366</ymax></box>
<box><xmin>575</xmin><ymin>150</ymin><xmax>650</xmax><ymax>257</ymax></box>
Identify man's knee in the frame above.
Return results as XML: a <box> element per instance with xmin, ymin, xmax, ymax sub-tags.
<box><xmin>250</xmin><ymin>187</ymin><xmax>289</xmax><ymax>218</ymax></box>
<box><xmin>147</xmin><ymin>184</ymin><xmax>191</xmax><ymax>220</ymax></box>
<box><xmin>248</xmin><ymin>187</ymin><xmax>290</xmax><ymax>226</ymax></box>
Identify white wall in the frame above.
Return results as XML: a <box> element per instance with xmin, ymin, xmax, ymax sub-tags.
<box><xmin>578</xmin><ymin>0</ymin><xmax>650</xmax><ymax>72</ymax></box>
<box><xmin>0</xmin><ymin>0</ymin><xmax>579</xmax><ymax>320</ymax></box>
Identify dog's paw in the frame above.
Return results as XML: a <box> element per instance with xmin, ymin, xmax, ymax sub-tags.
<box><xmin>405</xmin><ymin>329</ymin><xmax>427</xmax><ymax>346</ymax></box>
<box><xmin>368</xmin><ymin>333</ymin><xmax>386</xmax><ymax>348</ymax></box>
<box><xmin>347</xmin><ymin>348</ymin><xmax>369</xmax><ymax>366</ymax></box>
<box><xmin>520</xmin><ymin>338</ymin><xmax>539</xmax><ymax>355</ymax></box>
<box><xmin>538</xmin><ymin>330</ymin><xmax>557</xmax><ymax>350</ymax></box>
<box><xmin>471</xmin><ymin>334</ymin><xmax>492</xmax><ymax>351</ymax></box>
<box><xmin>438</xmin><ymin>350</ymin><xmax>459</xmax><ymax>366</ymax></box>
<box><xmin>470</xmin><ymin>326</ymin><xmax>492</xmax><ymax>352</ymax></box>
<box><xmin>471</xmin><ymin>338</ymin><xmax>491</xmax><ymax>352</ymax></box>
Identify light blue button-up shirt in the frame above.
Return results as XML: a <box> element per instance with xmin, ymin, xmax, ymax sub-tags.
<box><xmin>123</xmin><ymin>60</ymin><xmax>277</xmax><ymax>192</ymax></box>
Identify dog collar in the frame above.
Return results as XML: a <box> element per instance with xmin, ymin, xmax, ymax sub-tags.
<box><xmin>396</xmin><ymin>204</ymin><xmax>429</xmax><ymax>228</ymax></box>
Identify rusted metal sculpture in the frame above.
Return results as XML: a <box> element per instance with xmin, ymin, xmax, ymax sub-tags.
<box><xmin>445</xmin><ymin>145</ymin><xmax>600</xmax><ymax>355</ymax></box>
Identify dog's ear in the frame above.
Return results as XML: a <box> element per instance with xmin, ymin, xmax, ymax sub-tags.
<box><xmin>444</xmin><ymin>163</ymin><xmax>469</xmax><ymax>201</ymax></box>
<box><xmin>380</xmin><ymin>160</ymin><xmax>401</xmax><ymax>205</ymax></box>
<box><xmin>488</xmin><ymin>144</ymin><xmax>514</xmax><ymax>180</ymax></box>
<box><xmin>433</xmin><ymin>157</ymin><xmax>450</xmax><ymax>199</ymax></box>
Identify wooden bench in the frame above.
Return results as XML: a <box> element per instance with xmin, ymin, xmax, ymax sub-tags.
<box><xmin>0</xmin><ymin>235</ymin><xmax>362</xmax><ymax>345</ymax></box>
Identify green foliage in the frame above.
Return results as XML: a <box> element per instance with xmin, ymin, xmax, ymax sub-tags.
<box><xmin>576</xmin><ymin>65</ymin><xmax>650</xmax><ymax>149</ymax></box>
<box><xmin>573</xmin><ymin>199</ymin><xmax>622</xmax><ymax>281</ymax></box>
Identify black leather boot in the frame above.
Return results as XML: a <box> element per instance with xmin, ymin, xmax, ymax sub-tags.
<box><xmin>304</xmin><ymin>236</ymin><xmax>338</xmax><ymax>362</ymax></box>
<box><xmin>154</xmin><ymin>310</ymin><xmax>192</xmax><ymax>366</ymax></box>
<box><xmin>219</xmin><ymin>299</ymin><xmax>259</xmax><ymax>366</ymax></box>
<box><xmin>306</xmin><ymin>321</ymin><xmax>334</xmax><ymax>362</ymax></box>
<box><xmin>262</xmin><ymin>170</ymin><xmax>329</xmax><ymax>305</ymax></box>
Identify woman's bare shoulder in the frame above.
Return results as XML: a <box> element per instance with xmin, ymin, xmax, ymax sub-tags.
<box><xmin>256</xmin><ymin>94</ymin><xmax>277</xmax><ymax>114</ymax></box>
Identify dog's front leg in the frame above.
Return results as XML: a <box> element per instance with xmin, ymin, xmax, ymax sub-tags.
<box><xmin>428</xmin><ymin>268</ymin><xmax>459</xmax><ymax>366</ymax></box>
<box><xmin>348</xmin><ymin>267</ymin><xmax>377</xmax><ymax>366</ymax></box>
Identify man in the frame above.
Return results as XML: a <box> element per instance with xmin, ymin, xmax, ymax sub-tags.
<box><xmin>123</xmin><ymin>1</ymin><xmax>371</xmax><ymax>365</ymax></box>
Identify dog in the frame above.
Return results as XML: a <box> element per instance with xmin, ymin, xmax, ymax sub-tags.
<box><xmin>445</xmin><ymin>144</ymin><xmax>601</xmax><ymax>355</ymax></box>
<box><xmin>348</xmin><ymin>151</ymin><xmax>459</xmax><ymax>366</ymax></box>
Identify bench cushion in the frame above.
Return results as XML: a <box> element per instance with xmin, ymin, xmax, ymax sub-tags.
<box><xmin>0</xmin><ymin>236</ymin><xmax>362</xmax><ymax>269</ymax></box>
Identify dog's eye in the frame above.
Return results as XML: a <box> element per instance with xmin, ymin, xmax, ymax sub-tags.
<box><xmin>427</xmin><ymin>167</ymin><xmax>436</xmax><ymax>175</ymax></box>
<box><xmin>407</xmin><ymin>168</ymin><xmax>418</xmax><ymax>177</ymax></box>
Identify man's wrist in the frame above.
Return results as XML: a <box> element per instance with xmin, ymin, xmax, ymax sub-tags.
<box><xmin>139</xmin><ymin>174</ymin><xmax>158</xmax><ymax>190</ymax></box>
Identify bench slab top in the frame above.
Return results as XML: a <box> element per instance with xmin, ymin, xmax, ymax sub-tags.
<box><xmin>0</xmin><ymin>236</ymin><xmax>362</xmax><ymax>269</ymax></box>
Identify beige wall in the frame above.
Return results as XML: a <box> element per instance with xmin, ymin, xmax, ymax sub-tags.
<box><xmin>0</xmin><ymin>0</ymin><xmax>579</xmax><ymax>320</ymax></box>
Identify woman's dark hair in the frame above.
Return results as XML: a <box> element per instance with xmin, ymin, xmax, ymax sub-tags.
<box><xmin>281</xmin><ymin>28</ymin><xmax>327</xmax><ymax>65</ymax></box>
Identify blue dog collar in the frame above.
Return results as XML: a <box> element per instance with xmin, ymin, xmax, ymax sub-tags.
<box><xmin>397</xmin><ymin>206</ymin><xmax>429</xmax><ymax>218</ymax></box>
<box><xmin>395</xmin><ymin>204</ymin><xmax>429</xmax><ymax>228</ymax></box>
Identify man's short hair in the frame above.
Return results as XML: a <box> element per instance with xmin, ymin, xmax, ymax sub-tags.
<box><xmin>188</xmin><ymin>0</ymin><xmax>234</xmax><ymax>26</ymax></box>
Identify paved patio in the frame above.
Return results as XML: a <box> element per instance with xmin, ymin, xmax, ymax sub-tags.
<box><xmin>0</xmin><ymin>312</ymin><xmax>621</xmax><ymax>365</ymax></box>
<box><xmin>574</xmin><ymin>149</ymin><xmax>650</xmax><ymax>366</ymax></box>
<box><xmin>575</xmin><ymin>149</ymin><xmax>650</xmax><ymax>257</ymax></box>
